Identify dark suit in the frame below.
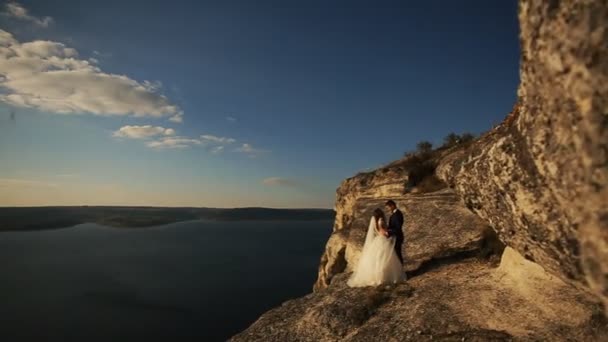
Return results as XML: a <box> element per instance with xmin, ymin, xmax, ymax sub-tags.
<box><xmin>387</xmin><ymin>209</ymin><xmax>405</xmax><ymax>264</ymax></box>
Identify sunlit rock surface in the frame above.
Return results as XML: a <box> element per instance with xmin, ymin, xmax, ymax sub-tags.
<box><xmin>232</xmin><ymin>0</ymin><xmax>608</xmax><ymax>340</ymax></box>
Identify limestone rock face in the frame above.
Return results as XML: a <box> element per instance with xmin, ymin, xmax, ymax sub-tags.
<box><xmin>315</xmin><ymin>165</ymin><xmax>409</xmax><ymax>291</ymax></box>
<box><xmin>232</xmin><ymin>248</ymin><xmax>606</xmax><ymax>342</ymax></box>
<box><xmin>315</xmin><ymin>187</ymin><xmax>493</xmax><ymax>291</ymax></box>
<box><xmin>333</xmin><ymin>166</ymin><xmax>409</xmax><ymax>232</ymax></box>
<box><xmin>232</xmin><ymin>0</ymin><xmax>608</xmax><ymax>340</ymax></box>
<box><xmin>438</xmin><ymin>0</ymin><xmax>608</xmax><ymax>305</ymax></box>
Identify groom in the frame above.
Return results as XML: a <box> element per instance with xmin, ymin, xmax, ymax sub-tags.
<box><xmin>383</xmin><ymin>200</ymin><xmax>404</xmax><ymax>265</ymax></box>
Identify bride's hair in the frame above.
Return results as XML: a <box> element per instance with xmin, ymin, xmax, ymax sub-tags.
<box><xmin>373</xmin><ymin>208</ymin><xmax>386</xmax><ymax>224</ymax></box>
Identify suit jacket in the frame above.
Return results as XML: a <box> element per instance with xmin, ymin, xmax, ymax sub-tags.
<box><xmin>387</xmin><ymin>209</ymin><xmax>404</xmax><ymax>239</ymax></box>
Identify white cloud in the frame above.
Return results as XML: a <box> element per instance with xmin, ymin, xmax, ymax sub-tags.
<box><xmin>145</xmin><ymin>136</ymin><xmax>202</xmax><ymax>149</ymax></box>
<box><xmin>211</xmin><ymin>146</ymin><xmax>224</xmax><ymax>154</ymax></box>
<box><xmin>3</xmin><ymin>2</ymin><xmax>53</xmax><ymax>27</ymax></box>
<box><xmin>200</xmin><ymin>134</ymin><xmax>236</xmax><ymax>144</ymax></box>
<box><xmin>226</xmin><ymin>116</ymin><xmax>237</xmax><ymax>123</ymax></box>
<box><xmin>0</xmin><ymin>29</ymin><xmax>182</xmax><ymax>120</ymax></box>
<box><xmin>113</xmin><ymin>126</ymin><xmax>243</xmax><ymax>152</ymax></box>
<box><xmin>113</xmin><ymin>125</ymin><xmax>175</xmax><ymax>139</ymax></box>
<box><xmin>92</xmin><ymin>50</ymin><xmax>112</xmax><ymax>58</ymax></box>
<box><xmin>169</xmin><ymin>114</ymin><xmax>183</xmax><ymax>123</ymax></box>
<box><xmin>235</xmin><ymin>143</ymin><xmax>268</xmax><ymax>157</ymax></box>
<box><xmin>111</xmin><ymin>125</ymin><xmax>262</xmax><ymax>155</ymax></box>
<box><xmin>262</xmin><ymin>177</ymin><xmax>299</xmax><ymax>187</ymax></box>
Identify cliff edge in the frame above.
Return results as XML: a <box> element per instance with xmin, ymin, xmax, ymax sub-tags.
<box><xmin>231</xmin><ymin>1</ymin><xmax>607</xmax><ymax>340</ymax></box>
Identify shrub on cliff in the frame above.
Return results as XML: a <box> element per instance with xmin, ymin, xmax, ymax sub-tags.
<box><xmin>441</xmin><ymin>132</ymin><xmax>476</xmax><ymax>149</ymax></box>
<box><xmin>398</xmin><ymin>149</ymin><xmax>443</xmax><ymax>193</ymax></box>
<box><xmin>405</xmin><ymin>157</ymin><xmax>438</xmax><ymax>192</ymax></box>
<box><xmin>416</xmin><ymin>141</ymin><xmax>433</xmax><ymax>153</ymax></box>
<box><xmin>443</xmin><ymin>133</ymin><xmax>460</xmax><ymax>147</ymax></box>
<box><xmin>398</xmin><ymin>134</ymin><xmax>478</xmax><ymax>193</ymax></box>
<box><xmin>414</xmin><ymin>173</ymin><xmax>447</xmax><ymax>193</ymax></box>
<box><xmin>459</xmin><ymin>133</ymin><xmax>475</xmax><ymax>144</ymax></box>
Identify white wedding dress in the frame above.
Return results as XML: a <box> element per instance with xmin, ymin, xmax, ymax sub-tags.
<box><xmin>347</xmin><ymin>216</ymin><xmax>404</xmax><ymax>287</ymax></box>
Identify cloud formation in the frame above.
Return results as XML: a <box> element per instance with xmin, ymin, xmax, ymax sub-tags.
<box><xmin>211</xmin><ymin>146</ymin><xmax>224</xmax><ymax>154</ymax></box>
<box><xmin>112</xmin><ymin>125</ymin><xmax>265</xmax><ymax>155</ymax></box>
<box><xmin>200</xmin><ymin>134</ymin><xmax>236</xmax><ymax>144</ymax></box>
<box><xmin>145</xmin><ymin>136</ymin><xmax>202</xmax><ymax>149</ymax></box>
<box><xmin>262</xmin><ymin>177</ymin><xmax>299</xmax><ymax>187</ymax></box>
<box><xmin>0</xmin><ymin>29</ymin><xmax>182</xmax><ymax>120</ymax></box>
<box><xmin>235</xmin><ymin>143</ymin><xmax>268</xmax><ymax>157</ymax></box>
<box><xmin>3</xmin><ymin>2</ymin><xmax>53</xmax><ymax>27</ymax></box>
<box><xmin>113</xmin><ymin>125</ymin><xmax>175</xmax><ymax>139</ymax></box>
<box><xmin>169</xmin><ymin>114</ymin><xmax>183</xmax><ymax>123</ymax></box>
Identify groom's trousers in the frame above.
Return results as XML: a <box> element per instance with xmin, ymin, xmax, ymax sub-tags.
<box><xmin>394</xmin><ymin>236</ymin><xmax>404</xmax><ymax>264</ymax></box>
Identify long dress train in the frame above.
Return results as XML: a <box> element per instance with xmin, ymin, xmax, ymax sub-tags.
<box><xmin>347</xmin><ymin>216</ymin><xmax>404</xmax><ymax>287</ymax></box>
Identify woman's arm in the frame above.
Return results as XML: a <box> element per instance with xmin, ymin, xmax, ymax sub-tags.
<box><xmin>378</xmin><ymin>218</ymin><xmax>389</xmax><ymax>236</ymax></box>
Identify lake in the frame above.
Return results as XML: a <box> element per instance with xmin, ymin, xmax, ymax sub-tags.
<box><xmin>0</xmin><ymin>219</ymin><xmax>332</xmax><ymax>341</ymax></box>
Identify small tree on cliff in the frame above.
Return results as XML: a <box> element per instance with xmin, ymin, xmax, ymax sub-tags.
<box><xmin>443</xmin><ymin>133</ymin><xmax>460</xmax><ymax>147</ymax></box>
<box><xmin>460</xmin><ymin>132</ymin><xmax>475</xmax><ymax>144</ymax></box>
<box><xmin>416</xmin><ymin>141</ymin><xmax>433</xmax><ymax>153</ymax></box>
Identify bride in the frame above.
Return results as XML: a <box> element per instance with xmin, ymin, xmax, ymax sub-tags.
<box><xmin>347</xmin><ymin>208</ymin><xmax>404</xmax><ymax>287</ymax></box>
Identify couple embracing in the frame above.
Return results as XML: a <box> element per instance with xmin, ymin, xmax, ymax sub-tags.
<box><xmin>347</xmin><ymin>200</ymin><xmax>406</xmax><ymax>287</ymax></box>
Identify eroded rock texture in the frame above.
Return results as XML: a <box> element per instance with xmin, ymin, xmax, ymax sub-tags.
<box><xmin>233</xmin><ymin>248</ymin><xmax>606</xmax><ymax>342</ymax></box>
<box><xmin>233</xmin><ymin>0</ymin><xmax>608</xmax><ymax>340</ymax></box>
<box><xmin>315</xmin><ymin>187</ymin><xmax>493</xmax><ymax>291</ymax></box>
<box><xmin>438</xmin><ymin>0</ymin><xmax>608</xmax><ymax>305</ymax></box>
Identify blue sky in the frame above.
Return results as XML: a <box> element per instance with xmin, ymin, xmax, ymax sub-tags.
<box><xmin>0</xmin><ymin>0</ymin><xmax>520</xmax><ymax>208</ymax></box>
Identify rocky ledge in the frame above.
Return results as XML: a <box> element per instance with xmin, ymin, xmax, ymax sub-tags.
<box><xmin>232</xmin><ymin>0</ymin><xmax>607</xmax><ymax>340</ymax></box>
<box><xmin>233</xmin><ymin>248</ymin><xmax>605</xmax><ymax>341</ymax></box>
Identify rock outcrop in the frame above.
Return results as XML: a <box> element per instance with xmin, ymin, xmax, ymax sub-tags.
<box><xmin>316</xmin><ymin>184</ymin><xmax>494</xmax><ymax>291</ymax></box>
<box><xmin>316</xmin><ymin>148</ymin><xmax>490</xmax><ymax>291</ymax></box>
<box><xmin>232</xmin><ymin>0</ymin><xmax>608</xmax><ymax>340</ymax></box>
<box><xmin>233</xmin><ymin>248</ymin><xmax>606</xmax><ymax>341</ymax></box>
<box><xmin>437</xmin><ymin>0</ymin><xmax>608</xmax><ymax>307</ymax></box>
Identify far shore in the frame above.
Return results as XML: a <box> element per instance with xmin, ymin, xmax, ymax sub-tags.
<box><xmin>0</xmin><ymin>206</ymin><xmax>335</xmax><ymax>232</ymax></box>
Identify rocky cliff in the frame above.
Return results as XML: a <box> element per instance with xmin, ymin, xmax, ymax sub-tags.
<box><xmin>438</xmin><ymin>0</ymin><xmax>608</xmax><ymax>309</ymax></box>
<box><xmin>231</xmin><ymin>0</ymin><xmax>607</xmax><ymax>340</ymax></box>
<box><xmin>233</xmin><ymin>154</ymin><xmax>606</xmax><ymax>341</ymax></box>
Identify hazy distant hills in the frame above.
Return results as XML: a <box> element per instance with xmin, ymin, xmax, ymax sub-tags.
<box><xmin>0</xmin><ymin>206</ymin><xmax>335</xmax><ymax>231</ymax></box>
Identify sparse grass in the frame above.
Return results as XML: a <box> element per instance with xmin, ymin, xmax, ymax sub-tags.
<box><xmin>415</xmin><ymin>174</ymin><xmax>447</xmax><ymax>193</ymax></box>
<box><xmin>353</xmin><ymin>133</ymin><xmax>479</xmax><ymax>194</ymax></box>
<box><xmin>399</xmin><ymin>150</ymin><xmax>439</xmax><ymax>193</ymax></box>
<box><xmin>398</xmin><ymin>133</ymin><xmax>479</xmax><ymax>193</ymax></box>
<box><xmin>441</xmin><ymin>132</ymin><xmax>476</xmax><ymax>149</ymax></box>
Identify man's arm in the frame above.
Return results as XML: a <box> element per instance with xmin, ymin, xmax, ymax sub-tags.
<box><xmin>397</xmin><ymin>211</ymin><xmax>404</xmax><ymax>228</ymax></box>
<box><xmin>387</xmin><ymin>211</ymin><xmax>404</xmax><ymax>237</ymax></box>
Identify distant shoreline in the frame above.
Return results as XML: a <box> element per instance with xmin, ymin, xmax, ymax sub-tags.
<box><xmin>0</xmin><ymin>206</ymin><xmax>335</xmax><ymax>232</ymax></box>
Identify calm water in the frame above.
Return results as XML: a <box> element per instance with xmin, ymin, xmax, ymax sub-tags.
<box><xmin>0</xmin><ymin>219</ymin><xmax>332</xmax><ymax>341</ymax></box>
